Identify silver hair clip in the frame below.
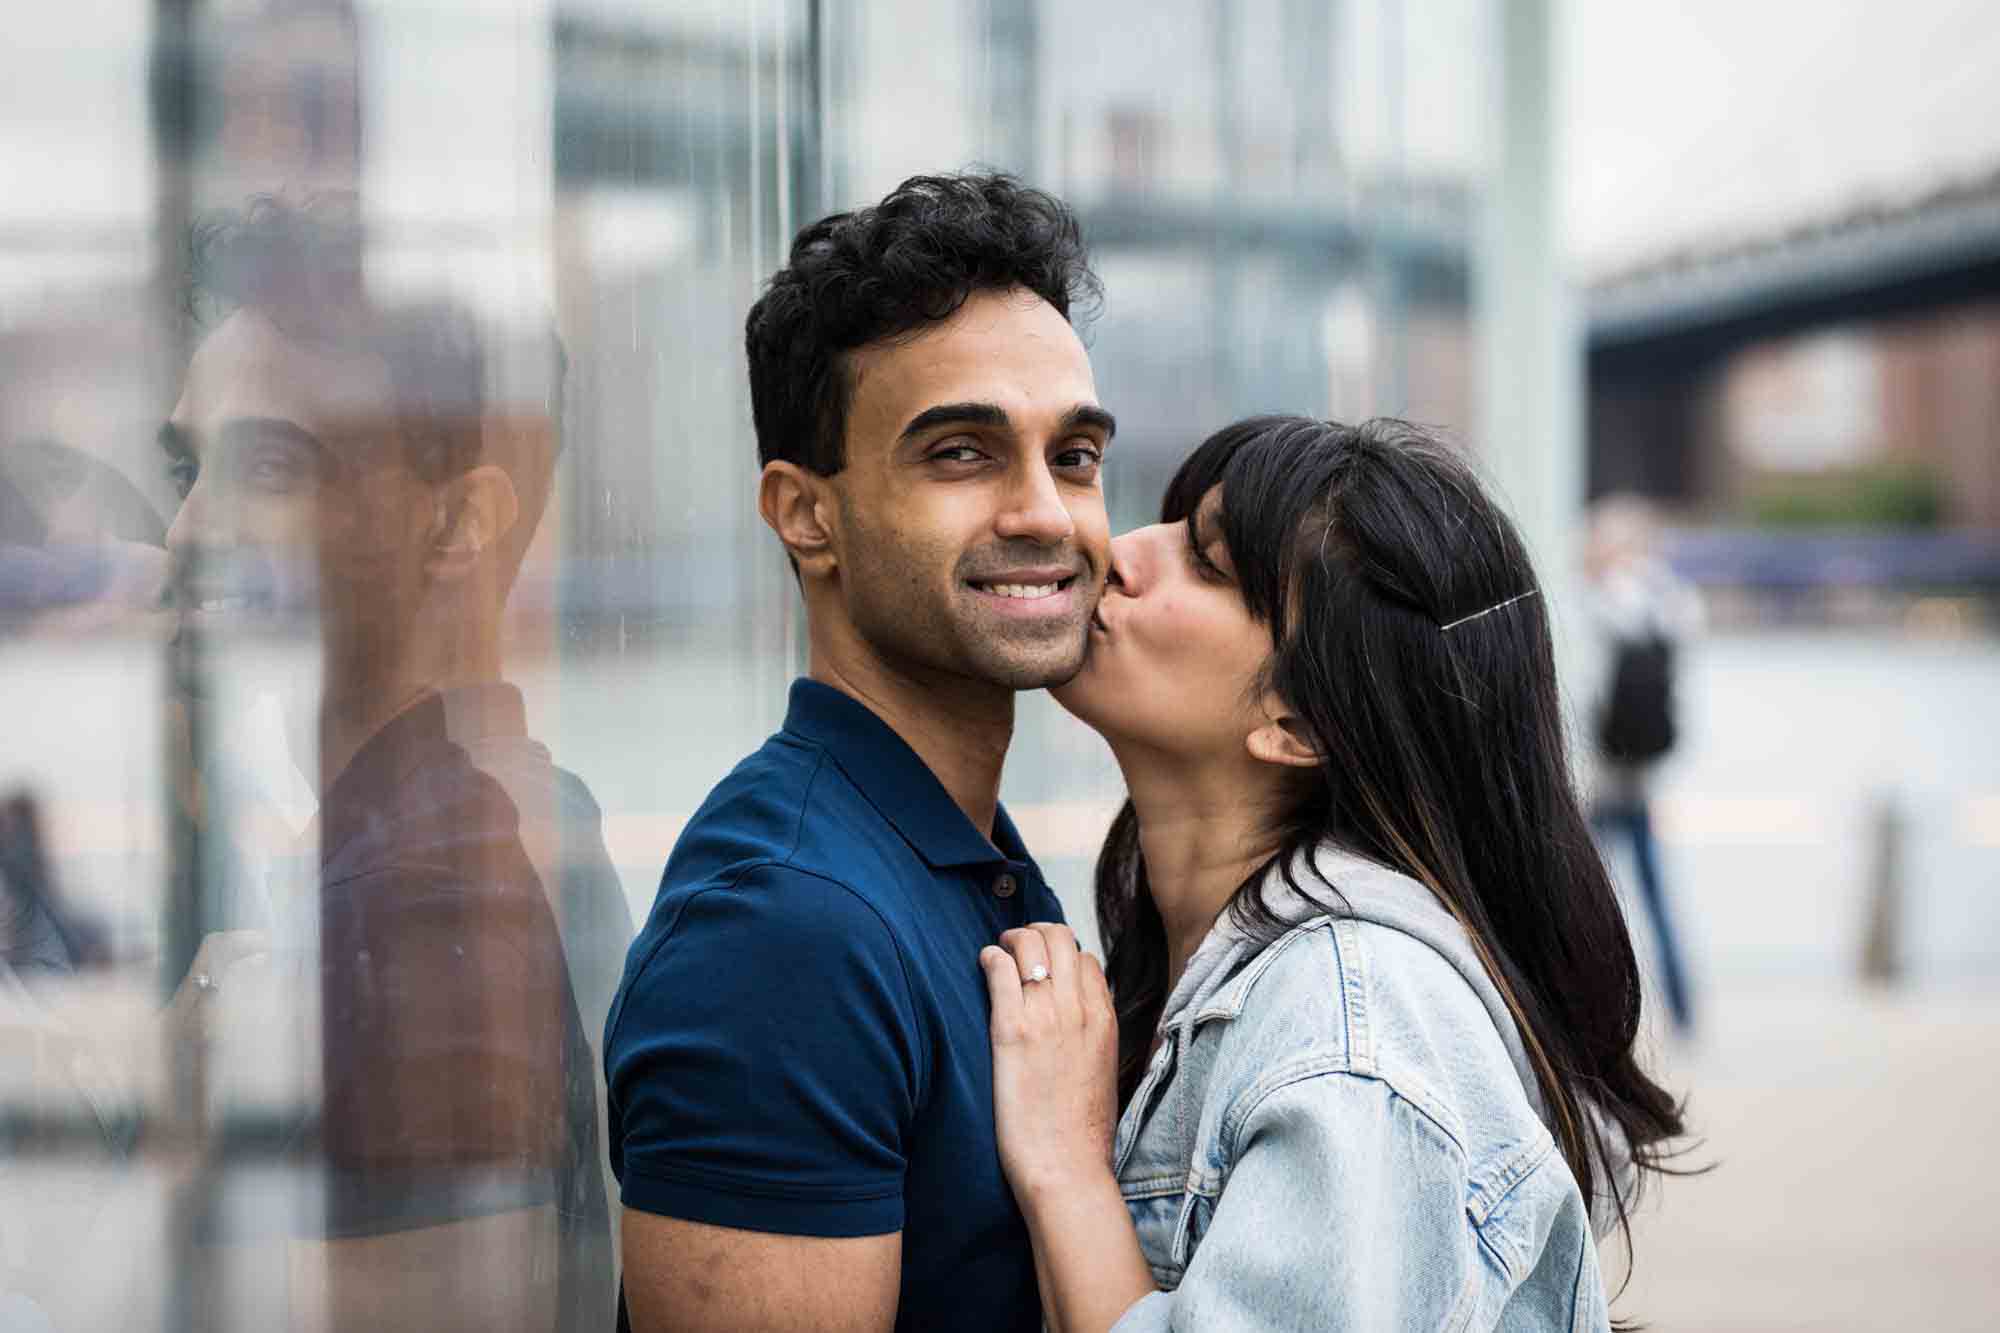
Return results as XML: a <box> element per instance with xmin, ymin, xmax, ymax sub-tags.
<box><xmin>1439</xmin><ymin>588</ymin><xmax>1539</xmax><ymax>632</ymax></box>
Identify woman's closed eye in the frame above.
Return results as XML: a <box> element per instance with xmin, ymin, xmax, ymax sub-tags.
<box><xmin>1184</xmin><ymin>515</ymin><xmax>1231</xmax><ymax>583</ymax></box>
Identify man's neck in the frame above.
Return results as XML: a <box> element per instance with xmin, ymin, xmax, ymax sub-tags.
<box><xmin>809</xmin><ymin>649</ymin><xmax>1014</xmax><ymax>840</ymax></box>
<box><xmin>313</xmin><ymin>671</ymin><xmax>441</xmax><ymax>795</ymax></box>
<box><xmin>310</xmin><ymin>592</ymin><xmax>505</xmax><ymax>792</ymax></box>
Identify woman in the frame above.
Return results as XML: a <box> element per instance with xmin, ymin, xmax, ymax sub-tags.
<box><xmin>978</xmin><ymin>417</ymin><xmax>1685</xmax><ymax>1331</ymax></box>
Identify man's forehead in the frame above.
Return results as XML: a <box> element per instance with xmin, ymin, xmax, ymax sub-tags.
<box><xmin>848</xmin><ymin>288</ymin><xmax>1097</xmax><ymax>428</ymax></box>
<box><xmin>172</xmin><ymin>309</ymin><xmax>395</xmax><ymax>435</ymax></box>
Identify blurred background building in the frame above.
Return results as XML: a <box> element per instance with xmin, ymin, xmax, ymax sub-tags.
<box><xmin>1</xmin><ymin>0</ymin><xmax>1995</xmax><ymax>1328</ymax></box>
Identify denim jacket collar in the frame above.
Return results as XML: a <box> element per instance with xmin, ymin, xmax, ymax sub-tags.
<box><xmin>1148</xmin><ymin>840</ymin><xmax>1636</xmax><ymax>1237</ymax></box>
<box><xmin>1159</xmin><ymin>844</ymin><xmax>1513</xmax><ymax>1043</ymax></box>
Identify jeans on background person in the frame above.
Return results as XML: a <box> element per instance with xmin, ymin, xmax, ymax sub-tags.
<box><xmin>1593</xmin><ymin>801</ymin><xmax>1694</xmax><ymax>1034</ymax></box>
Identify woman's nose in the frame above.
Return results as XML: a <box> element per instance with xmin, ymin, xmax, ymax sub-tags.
<box><xmin>1104</xmin><ymin>524</ymin><xmax>1162</xmax><ymax>596</ymax></box>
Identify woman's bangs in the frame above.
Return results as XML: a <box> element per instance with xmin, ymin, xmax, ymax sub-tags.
<box><xmin>1222</xmin><ymin>422</ymin><xmax>1340</xmax><ymax>631</ymax></box>
<box><xmin>1161</xmin><ymin>416</ymin><xmax>1346</xmax><ymax>630</ymax></box>
<box><xmin>1159</xmin><ymin>423</ymin><xmax>1251</xmax><ymax>524</ymax></box>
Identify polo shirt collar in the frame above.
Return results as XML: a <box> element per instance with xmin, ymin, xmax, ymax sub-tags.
<box><xmin>782</xmin><ymin>678</ymin><xmax>1029</xmax><ymax>871</ymax></box>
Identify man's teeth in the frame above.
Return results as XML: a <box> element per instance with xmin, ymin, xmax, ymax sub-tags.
<box><xmin>195</xmin><ymin>595</ymin><xmax>250</xmax><ymax>613</ymax></box>
<box><xmin>987</xmin><ymin>582</ymin><xmax>1060</xmax><ymax>600</ymax></box>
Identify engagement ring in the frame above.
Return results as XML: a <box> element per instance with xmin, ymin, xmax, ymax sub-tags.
<box><xmin>193</xmin><ymin>972</ymin><xmax>216</xmax><ymax>993</ymax></box>
<box><xmin>1025</xmin><ymin>964</ymin><xmax>1050</xmax><ymax>984</ymax></box>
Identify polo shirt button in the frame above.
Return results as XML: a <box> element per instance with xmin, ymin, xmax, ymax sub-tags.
<box><xmin>992</xmin><ymin>872</ymin><xmax>1018</xmax><ymax>899</ymax></box>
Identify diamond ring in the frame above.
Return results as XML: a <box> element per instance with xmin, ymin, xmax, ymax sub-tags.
<box><xmin>193</xmin><ymin>972</ymin><xmax>216</xmax><ymax>993</ymax></box>
<box><xmin>1024</xmin><ymin>964</ymin><xmax>1050</xmax><ymax>984</ymax></box>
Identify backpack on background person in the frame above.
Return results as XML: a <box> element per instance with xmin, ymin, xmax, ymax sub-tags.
<box><xmin>1596</xmin><ymin>631</ymin><xmax>1677</xmax><ymax>766</ymax></box>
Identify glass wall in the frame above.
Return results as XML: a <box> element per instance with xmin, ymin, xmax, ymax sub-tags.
<box><xmin>0</xmin><ymin>0</ymin><xmax>1495</xmax><ymax>1325</ymax></box>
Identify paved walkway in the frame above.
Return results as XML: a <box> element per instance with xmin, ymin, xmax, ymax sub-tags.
<box><xmin>1611</xmin><ymin>981</ymin><xmax>2000</xmax><ymax>1331</ymax></box>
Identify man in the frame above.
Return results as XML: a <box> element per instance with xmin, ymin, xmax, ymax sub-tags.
<box><xmin>1582</xmin><ymin>494</ymin><xmax>1702</xmax><ymax>1036</ymax></box>
<box><xmin>160</xmin><ymin>196</ymin><xmax>629</xmax><ymax>1329</ymax></box>
<box><xmin>605</xmin><ymin>173</ymin><xmax>1113</xmax><ymax>1332</ymax></box>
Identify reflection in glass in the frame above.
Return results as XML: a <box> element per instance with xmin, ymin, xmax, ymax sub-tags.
<box><xmin>158</xmin><ymin>195</ymin><xmax>627</xmax><ymax>1329</ymax></box>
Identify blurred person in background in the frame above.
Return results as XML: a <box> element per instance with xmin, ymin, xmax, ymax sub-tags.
<box><xmin>0</xmin><ymin>438</ymin><xmax>159</xmax><ymax>983</ymax></box>
<box><xmin>0</xmin><ymin>426</ymin><xmax>212</xmax><ymax>1326</ymax></box>
<box><xmin>0</xmin><ymin>792</ymin><xmax>114</xmax><ymax>987</ymax></box>
<box><xmin>0</xmin><ymin>436</ymin><xmax>167</xmax><ymax>638</ymax></box>
<box><xmin>1582</xmin><ymin>494</ymin><xmax>1702</xmax><ymax>1037</ymax></box>
<box><xmin>605</xmin><ymin>173</ymin><xmax>1110</xmax><ymax>1333</ymax></box>
<box><xmin>157</xmin><ymin>194</ymin><xmax>626</xmax><ymax>1331</ymax></box>
<box><xmin>978</xmin><ymin>418</ymin><xmax>1686</xmax><ymax>1332</ymax></box>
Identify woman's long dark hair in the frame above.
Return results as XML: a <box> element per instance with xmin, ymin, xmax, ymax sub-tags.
<box><xmin>1096</xmin><ymin>417</ymin><xmax>1685</xmax><ymax>1263</ymax></box>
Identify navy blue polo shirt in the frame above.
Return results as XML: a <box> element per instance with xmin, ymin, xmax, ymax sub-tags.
<box><xmin>604</xmin><ymin>678</ymin><xmax>1063</xmax><ymax>1332</ymax></box>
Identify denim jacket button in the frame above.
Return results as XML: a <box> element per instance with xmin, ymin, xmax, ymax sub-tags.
<box><xmin>992</xmin><ymin>872</ymin><xmax>1017</xmax><ymax>899</ymax></box>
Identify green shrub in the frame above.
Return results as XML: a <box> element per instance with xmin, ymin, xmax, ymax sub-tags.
<box><xmin>1747</xmin><ymin>463</ymin><xmax>1945</xmax><ymax>529</ymax></box>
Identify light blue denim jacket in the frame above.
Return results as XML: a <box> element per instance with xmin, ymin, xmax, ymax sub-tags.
<box><xmin>1109</xmin><ymin>843</ymin><xmax>1620</xmax><ymax>1332</ymax></box>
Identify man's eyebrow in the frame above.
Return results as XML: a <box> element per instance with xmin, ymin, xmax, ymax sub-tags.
<box><xmin>898</xmin><ymin>401</ymin><xmax>1011</xmax><ymax>443</ymax></box>
<box><xmin>1058</xmin><ymin>404</ymin><xmax>1117</xmax><ymax>441</ymax></box>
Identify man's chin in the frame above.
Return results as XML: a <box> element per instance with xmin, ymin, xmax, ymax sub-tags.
<box><xmin>169</xmin><ymin>612</ymin><xmax>321</xmax><ymax>696</ymax></box>
<box><xmin>967</xmin><ymin>641</ymin><xmax>1091</xmax><ymax>693</ymax></box>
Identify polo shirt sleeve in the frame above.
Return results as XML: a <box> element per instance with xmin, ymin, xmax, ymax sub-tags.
<box><xmin>605</xmin><ymin>862</ymin><xmax>925</xmax><ymax>1237</ymax></box>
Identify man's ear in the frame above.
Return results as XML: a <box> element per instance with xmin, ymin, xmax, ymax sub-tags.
<box><xmin>427</xmin><ymin>464</ymin><xmax>520</xmax><ymax>581</ymax></box>
<box><xmin>1245</xmin><ymin>704</ymin><xmax>1322</xmax><ymax>770</ymax></box>
<box><xmin>758</xmin><ymin>460</ymin><xmax>838</xmax><ymax>579</ymax></box>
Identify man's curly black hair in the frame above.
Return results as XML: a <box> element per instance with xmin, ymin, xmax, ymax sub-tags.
<box><xmin>744</xmin><ymin>172</ymin><xmax>1101</xmax><ymax>476</ymax></box>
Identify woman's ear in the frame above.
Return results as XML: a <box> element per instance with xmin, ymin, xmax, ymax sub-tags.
<box><xmin>427</xmin><ymin>464</ymin><xmax>520</xmax><ymax>581</ymax></box>
<box><xmin>758</xmin><ymin>460</ymin><xmax>838</xmax><ymax>578</ymax></box>
<box><xmin>1245</xmin><ymin>705</ymin><xmax>1321</xmax><ymax>770</ymax></box>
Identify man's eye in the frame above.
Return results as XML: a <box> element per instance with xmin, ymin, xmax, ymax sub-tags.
<box><xmin>928</xmin><ymin>443</ymin><xmax>986</xmax><ymax>464</ymax></box>
<box><xmin>1054</xmin><ymin>444</ymin><xmax>1103</xmax><ymax>471</ymax></box>
<box><xmin>241</xmin><ymin>446</ymin><xmax>311</xmax><ymax>491</ymax></box>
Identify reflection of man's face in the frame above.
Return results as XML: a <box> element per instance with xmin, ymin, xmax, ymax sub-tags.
<box><xmin>162</xmin><ymin>309</ymin><xmax>436</xmax><ymax>693</ymax></box>
<box><xmin>824</xmin><ymin>286</ymin><xmax>1113</xmax><ymax>691</ymax></box>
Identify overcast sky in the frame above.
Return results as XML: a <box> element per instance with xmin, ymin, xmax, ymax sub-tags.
<box><xmin>1562</xmin><ymin>0</ymin><xmax>2000</xmax><ymax>275</ymax></box>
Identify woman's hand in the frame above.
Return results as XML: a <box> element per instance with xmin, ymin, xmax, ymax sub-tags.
<box><xmin>980</xmin><ymin>923</ymin><xmax>1120</xmax><ymax>1206</ymax></box>
<box><xmin>982</xmin><ymin>926</ymin><xmax>1156</xmax><ymax>1333</ymax></box>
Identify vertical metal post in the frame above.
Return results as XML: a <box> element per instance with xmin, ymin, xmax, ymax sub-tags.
<box><xmin>1377</xmin><ymin>0</ymin><xmax>1409</xmax><ymax>413</ymax></box>
<box><xmin>1476</xmin><ymin>0</ymin><xmax>1584</xmax><ymax>660</ymax></box>
<box><xmin>1860</xmin><ymin>791</ymin><xmax>1904</xmax><ymax>985</ymax></box>
<box><xmin>149</xmin><ymin>7</ymin><xmax>220</xmax><ymax>1323</ymax></box>
<box><xmin>1209</xmin><ymin>0</ymin><xmax>1241</xmax><ymax>417</ymax></box>
<box><xmin>152</xmin><ymin>0</ymin><xmax>201</xmax><ymax>1002</ymax></box>
<box><xmin>978</xmin><ymin>0</ymin><xmax>1039</xmax><ymax>177</ymax></box>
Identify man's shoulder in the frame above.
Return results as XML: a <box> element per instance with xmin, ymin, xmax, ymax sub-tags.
<box><xmin>660</xmin><ymin>727</ymin><xmax>920</xmax><ymax>911</ymax></box>
<box><xmin>622</xmin><ymin>728</ymin><xmax>924</xmax><ymax>961</ymax></box>
<box><xmin>605</xmin><ymin>859</ymin><xmax>931</xmax><ymax>1102</ymax></box>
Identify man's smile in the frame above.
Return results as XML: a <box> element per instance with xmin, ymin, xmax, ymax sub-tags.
<box><xmin>964</xmin><ymin>566</ymin><xmax>1087</xmax><ymax>618</ymax></box>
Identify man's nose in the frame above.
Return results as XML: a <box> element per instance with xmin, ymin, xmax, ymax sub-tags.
<box><xmin>165</xmin><ymin>477</ymin><xmax>233</xmax><ymax>563</ymax></box>
<box><xmin>993</xmin><ymin>458</ymin><xmax>1076</xmax><ymax>547</ymax></box>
